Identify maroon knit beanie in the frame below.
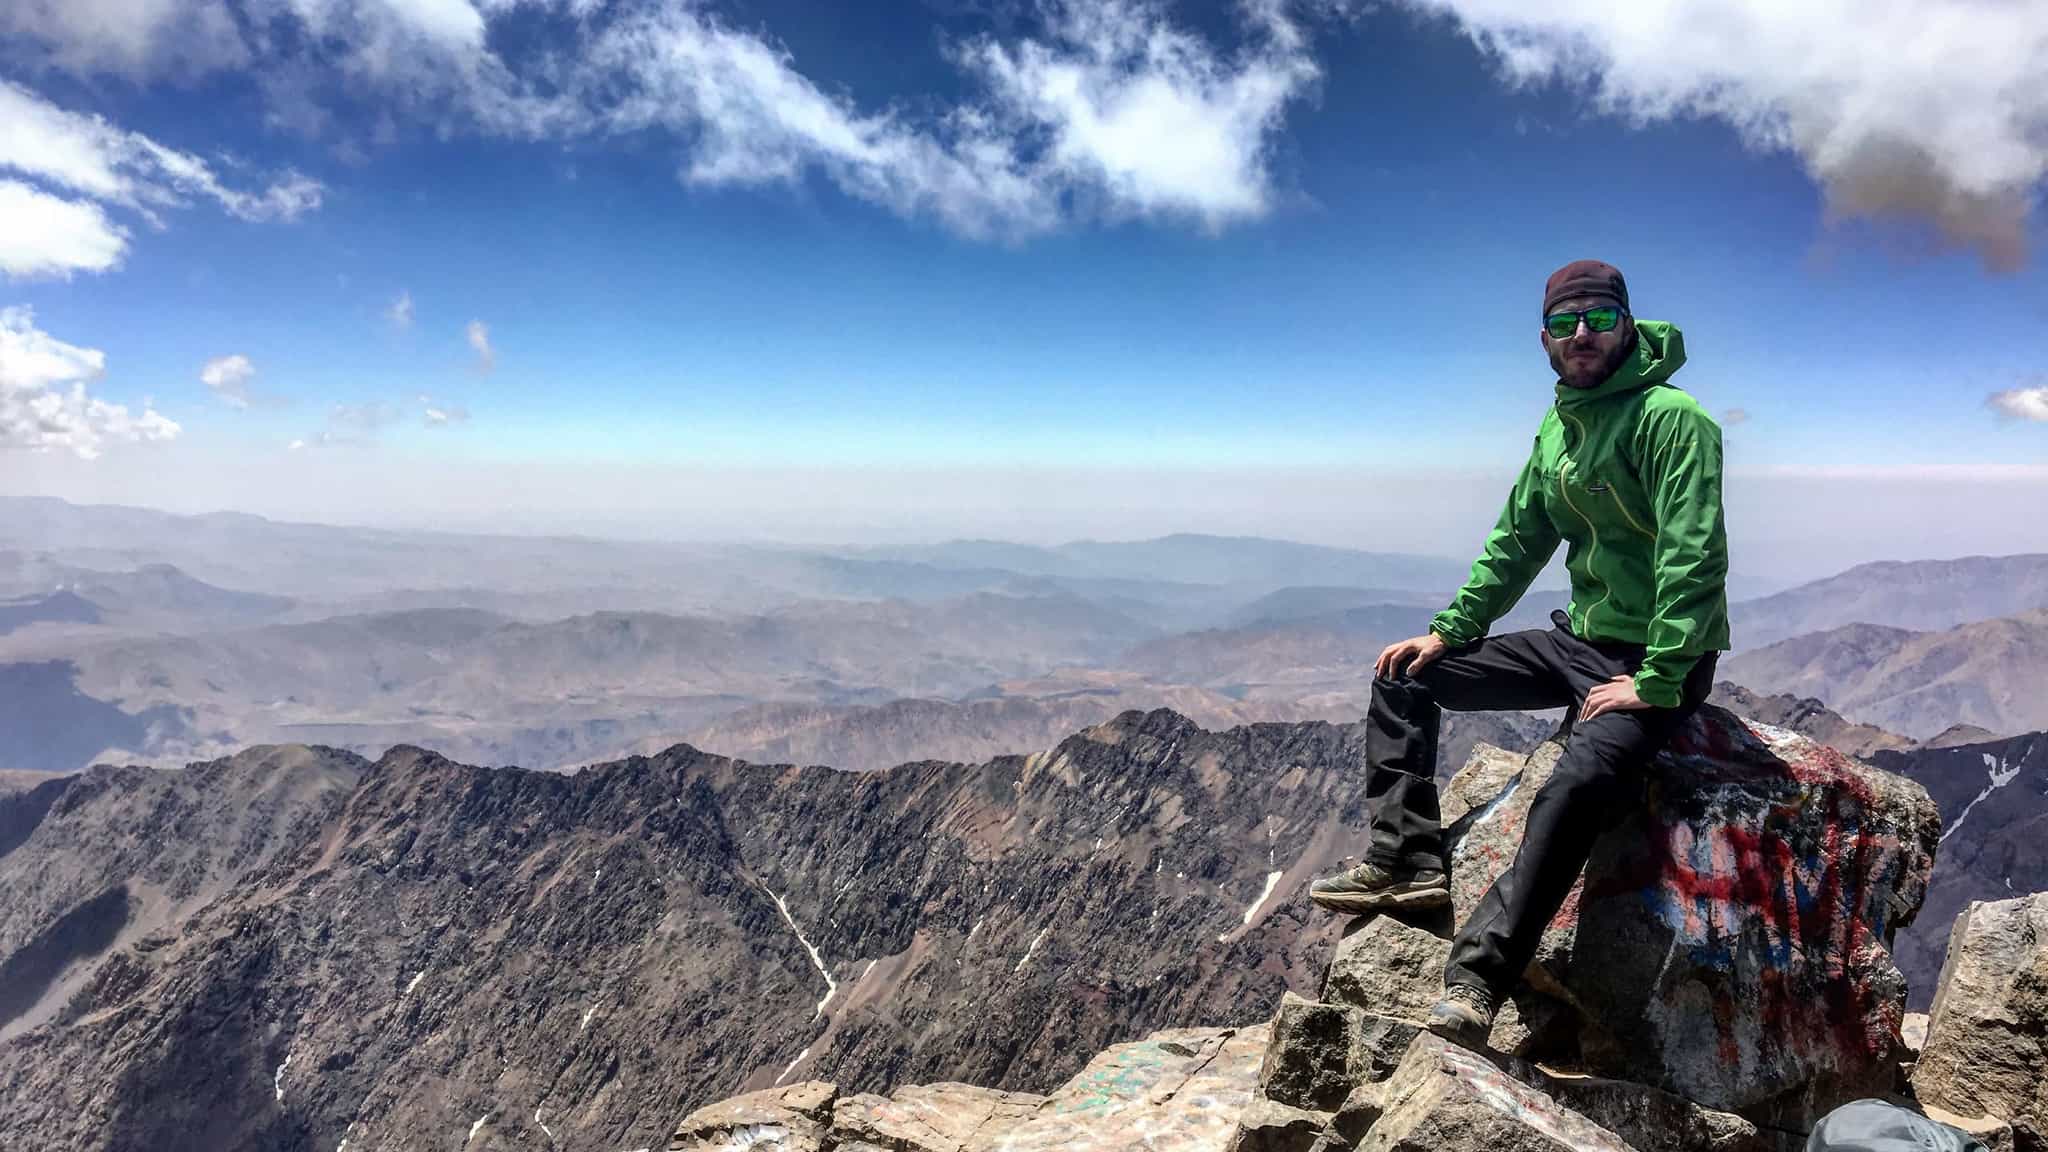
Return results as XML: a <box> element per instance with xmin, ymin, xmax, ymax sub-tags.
<box><xmin>1542</xmin><ymin>260</ymin><xmax>1629</xmax><ymax>316</ymax></box>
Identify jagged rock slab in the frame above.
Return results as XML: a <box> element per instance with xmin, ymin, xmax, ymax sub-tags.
<box><xmin>1359</xmin><ymin>1032</ymin><xmax>1638</xmax><ymax>1152</ymax></box>
<box><xmin>1446</xmin><ymin>705</ymin><xmax>1940</xmax><ymax>1122</ymax></box>
<box><xmin>1912</xmin><ymin>894</ymin><xmax>2048</xmax><ymax>1152</ymax></box>
<box><xmin>670</xmin><ymin>1080</ymin><xmax>837</xmax><ymax>1151</ymax></box>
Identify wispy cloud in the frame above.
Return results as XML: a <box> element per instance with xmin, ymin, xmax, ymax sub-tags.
<box><xmin>1398</xmin><ymin>0</ymin><xmax>2048</xmax><ymax>271</ymax></box>
<box><xmin>420</xmin><ymin>394</ymin><xmax>470</xmax><ymax>426</ymax></box>
<box><xmin>1</xmin><ymin>0</ymin><xmax>246</xmax><ymax>79</ymax></box>
<box><xmin>1987</xmin><ymin>385</ymin><xmax>2048</xmax><ymax>422</ymax></box>
<box><xmin>0</xmin><ymin>306</ymin><xmax>179</xmax><ymax>457</ymax></box>
<box><xmin>312</xmin><ymin>400</ymin><xmax>397</xmax><ymax>445</ymax></box>
<box><xmin>387</xmin><ymin>289</ymin><xmax>414</xmax><ymax>330</ymax></box>
<box><xmin>1722</xmin><ymin>407</ymin><xmax>1750</xmax><ymax>426</ymax></box>
<box><xmin>199</xmin><ymin>353</ymin><xmax>255</xmax><ymax>408</ymax></box>
<box><xmin>0</xmin><ymin>80</ymin><xmax>322</xmax><ymax>277</ymax></box>
<box><xmin>465</xmin><ymin>319</ymin><xmax>494</xmax><ymax>373</ymax></box>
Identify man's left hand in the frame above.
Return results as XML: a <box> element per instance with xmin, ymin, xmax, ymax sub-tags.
<box><xmin>1580</xmin><ymin>674</ymin><xmax>1650</xmax><ymax>722</ymax></box>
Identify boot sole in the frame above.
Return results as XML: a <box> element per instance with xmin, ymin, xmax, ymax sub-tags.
<box><xmin>1308</xmin><ymin>884</ymin><xmax>1451</xmax><ymax>913</ymax></box>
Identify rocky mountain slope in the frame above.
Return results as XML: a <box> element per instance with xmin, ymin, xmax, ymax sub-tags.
<box><xmin>0</xmin><ymin>710</ymin><xmax>1404</xmax><ymax>1152</ymax></box>
<box><xmin>677</xmin><ymin>689</ymin><xmax>1549</xmax><ymax>779</ymax></box>
<box><xmin>1705</xmin><ymin>682</ymin><xmax>1917</xmax><ymax>758</ymax></box>
<box><xmin>1721</xmin><ymin>609</ymin><xmax>2048</xmax><ymax>738</ymax></box>
<box><xmin>1871</xmin><ymin>729</ymin><xmax>2048</xmax><ymax>1009</ymax></box>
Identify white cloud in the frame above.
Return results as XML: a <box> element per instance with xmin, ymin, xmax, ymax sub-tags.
<box><xmin>0</xmin><ymin>306</ymin><xmax>180</xmax><ymax>458</ymax></box>
<box><xmin>200</xmin><ymin>353</ymin><xmax>256</xmax><ymax>408</ymax></box>
<box><xmin>1987</xmin><ymin>386</ymin><xmax>2048</xmax><ymax>423</ymax></box>
<box><xmin>0</xmin><ymin>81</ymin><xmax>324</xmax><ymax>223</ymax></box>
<box><xmin>963</xmin><ymin>0</ymin><xmax>1319</xmax><ymax>227</ymax></box>
<box><xmin>1</xmin><ymin>0</ymin><xmax>1329</xmax><ymax>240</ymax></box>
<box><xmin>0</xmin><ymin>180</ymin><xmax>129</xmax><ymax>279</ymax></box>
<box><xmin>388</xmin><ymin>289</ymin><xmax>414</xmax><ymax>330</ymax></box>
<box><xmin>1722</xmin><ymin>407</ymin><xmax>1750</xmax><ymax>426</ymax></box>
<box><xmin>466</xmin><ymin>319</ymin><xmax>494</xmax><ymax>373</ymax></box>
<box><xmin>1400</xmin><ymin>0</ymin><xmax>2048</xmax><ymax>271</ymax></box>
<box><xmin>583</xmin><ymin>0</ymin><xmax>1326</xmax><ymax>236</ymax></box>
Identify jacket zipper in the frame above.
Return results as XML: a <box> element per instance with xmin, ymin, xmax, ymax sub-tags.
<box><xmin>1557</xmin><ymin>410</ymin><xmax>1616</xmax><ymax>635</ymax></box>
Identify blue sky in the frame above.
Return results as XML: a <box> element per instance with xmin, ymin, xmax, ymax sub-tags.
<box><xmin>2</xmin><ymin>0</ymin><xmax>2046</xmax><ymax>564</ymax></box>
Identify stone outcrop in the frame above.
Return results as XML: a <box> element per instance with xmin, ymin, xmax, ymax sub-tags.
<box><xmin>1448</xmin><ymin>706</ymin><xmax>1941</xmax><ymax>1123</ymax></box>
<box><xmin>1911</xmin><ymin>894</ymin><xmax>2048</xmax><ymax>1152</ymax></box>
<box><xmin>670</xmin><ymin>1080</ymin><xmax>838</xmax><ymax>1151</ymax></box>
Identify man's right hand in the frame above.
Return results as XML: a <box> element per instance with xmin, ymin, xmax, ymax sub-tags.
<box><xmin>1376</xmin><ymin>632</ymin><xmax>1449</xmax><ymax>680</ymax></box>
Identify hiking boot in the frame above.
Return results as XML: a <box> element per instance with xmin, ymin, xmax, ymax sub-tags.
<box><xmin>1426</xmin><ymin>983</ymin><xmax>1496</xmax><ymax>1048</ymax></box>
<box><xmin>1308</xmin><ymin>860</ymin><xmax>1449</xmax><ymax>913</ymax></box>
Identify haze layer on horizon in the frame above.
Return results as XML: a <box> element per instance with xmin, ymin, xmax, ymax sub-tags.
<box><xmin>11</xmin><ymin>449</ymin><xmax>2043</xmax><ymax>590</ymax></box>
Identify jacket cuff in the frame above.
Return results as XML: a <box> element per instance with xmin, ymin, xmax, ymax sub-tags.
<box><xmin>1429</xmin><ymin>610</ymin><xmax>1479</xmax><ymax>648</ymax></box>
<box><xmin>1631</xmin><ymin>665</ymin><xmax>1686</xmax><ymax>709</ymax></box>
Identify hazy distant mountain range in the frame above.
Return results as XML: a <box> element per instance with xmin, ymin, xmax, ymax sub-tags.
<box><xmin>1728</xmin><ymin>553</ymin><xmax>2048</xmax><ymax>648</ymax></box>
<box><xmin>1722</xmin><ymin>609</ymin><xmax>2048</xmax><ymax>739</ymax></box>
<box><xmin>5</xmin><ymin>497</ymin><xmax>2047</xmax><ymax>774</ymax></box>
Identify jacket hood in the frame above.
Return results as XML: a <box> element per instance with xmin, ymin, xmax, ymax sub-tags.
<box><xmin>1554</xmin><ymin>319</ymin><xmax>1685</xmax><ymax>407</ymax></box>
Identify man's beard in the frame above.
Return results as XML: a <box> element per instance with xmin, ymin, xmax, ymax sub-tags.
<box><xmin>1554</xmin><ymin>336</ymin><xmax>1631</xmax><ymax>388</ymax></box>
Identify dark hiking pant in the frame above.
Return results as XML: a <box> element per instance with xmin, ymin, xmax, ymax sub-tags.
<box><xmin>1364</xmin><ymin>609</ymin><xmax>1717</xmax><ymax>996</ymax></box>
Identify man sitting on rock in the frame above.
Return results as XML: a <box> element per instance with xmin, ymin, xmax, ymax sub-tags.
<box><xmin>1308</xmin><ymin>259</ymin><xmax>1730</xmax><ymax>1047</ymax></box>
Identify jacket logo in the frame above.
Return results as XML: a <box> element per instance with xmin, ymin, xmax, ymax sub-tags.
<box><xmin>1587</xmin><ymin>482</ymin><xmax>1610</xmax><ymax>493</ymax></box>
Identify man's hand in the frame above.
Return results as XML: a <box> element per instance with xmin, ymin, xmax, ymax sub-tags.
<box><xmin>1376</xmin><ymin>633</ymin><xmax>1448</xmax><ymax>680</ymax></box>
<box><xmin>1580</xmin><ymin>674</ymin><xmax>1650</xmax><ymax>722</ymax></box>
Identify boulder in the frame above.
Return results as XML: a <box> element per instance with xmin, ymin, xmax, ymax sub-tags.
<box><xmin>669</xmin><ymin>1079</ymin><xmax>838</xmax><ymax>1151</ymax></box>
<box><xmin>1323</xmin><ymin>914</ymin><xmax>1452</xmax><ymax>1022</ymax></box>
<box><xmin>1912</xmin><ymin>894</ymin><xmax>2048</xmax><ymax>1152</ymax></box>
<box><xmin>1358</xmin><ymin>1032</ymin><xmax>1639</xmax><ymax>1152</ymax></box>
<box><xmin>1445</xmin><ymin>706</ymin><xmax>1941</xmax><ymax>1123</ymax></box>
<box><xmin>1227</xmin><ymin>1099</ymin><xmax>1333</xmax><ymax>1152</ymax></box>
<box><xmin>1260</xmin><ymin>993</ymin><xmax>1368</xmax><ymax>1111</ymax></box>
<box><xmin>1259</xmin><ymin>991</ymin><xmax>1422</xmax><ymax>1111</ymax></box>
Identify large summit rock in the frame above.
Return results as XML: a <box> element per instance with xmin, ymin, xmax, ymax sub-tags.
<box><xmin>1447</xmin><ymin>705</ymin><xmax>1941</xmax><ymax>1124</ymax></box>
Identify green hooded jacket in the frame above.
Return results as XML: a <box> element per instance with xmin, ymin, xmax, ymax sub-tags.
<box><xmin>1428</xmin><ymin>320</ymin><xmax>1731</xmax><ymax>708</ymax></box>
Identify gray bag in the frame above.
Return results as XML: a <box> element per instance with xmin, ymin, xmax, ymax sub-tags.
<box><xmin>1807</xmin><ymin>1100</ymin><xmax>1989</xmax><ymax>1152</ymax></box>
